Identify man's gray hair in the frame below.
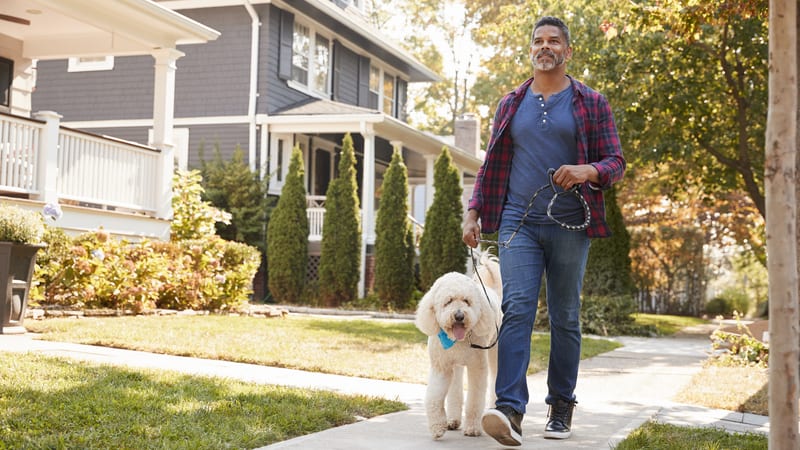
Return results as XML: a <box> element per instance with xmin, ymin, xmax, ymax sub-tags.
<box><xmin>532</xmin><ymin>16</ymin><xmax>570</xmax><ymax>47</ymax></box>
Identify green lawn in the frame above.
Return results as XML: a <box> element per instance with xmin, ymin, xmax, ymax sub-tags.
<box><xmin>25</xmin><ymin>314</ymin><xmax>621</xmax><ymax>384</ymax></box>
<box><xmin>614</xmin><ymin>421</ymin><xmax>767</xmax><ymax>449</ymax></box>
<box><xmin>0</xmin><ymin>353</ymin><xmax>405</xmax><ymax>449</ymax></box>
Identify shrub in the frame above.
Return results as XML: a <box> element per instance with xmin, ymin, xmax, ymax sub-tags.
<box><xmin>581</xmin><ymin>295</ymin><xmax>656</xmax><ymax>336</ymax></box>
<box><xmin>318</xmin><ymin>133</ymin><xmax>361</xmax><ymax>306</ymax></box>
<box><xmin>374</xmin><ymin>149</ymin><xmax>415</xmax><ymax>309</ymax></box>
<box><xmin>418</xmin><ymin>147</ymin><xmax>467</xmax><ymax>290</ymax></box>
<box><xmin>710</xmin><ymin>314</ymin><xmax>768</xmax><ymax>367</ymax></box>
<box><xmin>0</xmin><ymin>204</ymin><xmax>45</xmax><ymax>244</ymax></box>
<box><xmin>266</xmin><ymin>145</ymin><xmax>309</xmax><ymax>304</ymax></box>
<box><xmin>171</xmin><ymin>170</ymin><xmax>231</xmax><ymax>241</ymax></box>
<box><xmin>704</xmin><ymin>297</ymin><xmax>733</xmax><ymax>317</ymax></box>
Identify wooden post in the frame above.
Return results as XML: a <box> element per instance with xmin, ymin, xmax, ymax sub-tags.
<box><xmin>767</xmin><ymin>0</ymin><xmax>799</xmax><ymax>448</ymax></box>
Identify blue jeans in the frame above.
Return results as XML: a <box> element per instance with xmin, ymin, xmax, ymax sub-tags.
<box><xmin>495</xmin><ymin>220</ymin><xmax>590</xmax><ymax>414</ymax></box>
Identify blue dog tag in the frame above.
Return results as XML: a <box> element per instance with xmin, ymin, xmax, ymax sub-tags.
<box><xmin>438</xmin><ymin>328</ymin><xmax>455</xmax><ymax>350</ymax></box>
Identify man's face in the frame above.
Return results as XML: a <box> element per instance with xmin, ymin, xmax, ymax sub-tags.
<box><xmin>529</xmin><ymin>24</ymin><xmax>571</xmax><ymax>71</ymax></box>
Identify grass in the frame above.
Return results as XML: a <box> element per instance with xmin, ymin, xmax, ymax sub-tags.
<box><xmin>675</xmin><ymin>363</ymin><xmax>769</xmax><ymax>416</ymax></box>
<box><xmin>0</xmin><ymin>352</ymin><xmax>405</xmax><ymax>449</ymax></box>
<box><xmin>614</xmin><ymin>422</ymin><xmax>767</xmax><ymax>449</ymax></box>
<box><xmin>25</xmin><ymin>315</ymin><xmax>621</xmax><ymax>384</ymax></box>
<box><xmin>632</xmin><ymin>313</ymin><xmax>709</xmax><ymax>335</ymax></box>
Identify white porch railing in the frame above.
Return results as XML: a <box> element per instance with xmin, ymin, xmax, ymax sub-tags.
<box><xmin>0</xmin><ymin>111</ymin><xmax>163</xmax><ymax>215</ymax></box>
<box><xmin>305</xmin><ymin>194</ymin><xmax>425</xmax><ymax>246</ymax></box>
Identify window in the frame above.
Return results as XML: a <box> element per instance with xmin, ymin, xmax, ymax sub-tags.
<box><xmin>383</xmin><ymin>74</ymin><xmax>395</xmax><ymax>116</ymax></box>
<box><xmin>289</xmin><ymin>21</ymin><xmax>330</xmax><ymax>96</ymax></box>
<box><xmin>368</xmin><ymin>65</ymin><xmax>380</xmax><ymax>109</ymax></box>
<box><xmin>0</xmin><ymin>57</ymin><xmax>11</xmax><ymax>108</ymax></box>
<box><xmin>368</xmin><ymin>65</ymin><xmax>397</xmax><ymax>116</ymax></box>
<box><xmin>67</xmin><ymin>56</ymin><xmax>114</xmax><ymax>72</ymax></box>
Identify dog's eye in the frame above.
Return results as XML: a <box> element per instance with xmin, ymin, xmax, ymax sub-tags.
<box><xmin>463</xmin><ymin>298</ymin><xmax>471</xmax><ymax>307</ymax></box>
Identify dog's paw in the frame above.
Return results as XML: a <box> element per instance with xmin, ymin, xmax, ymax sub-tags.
<box><xmin>447</xmin><ymin>419</ymin><xmax>461</xmax><ymax>430</ymax></box>
<box><xmin>430</xmin><ymin>423</ymin><xmax>447</xmax><ymax>440</ymax></box>
<box><xmin>463</xmin><ymin>424</ymin><xmax>482</xmax><ymax>437</ymax></box>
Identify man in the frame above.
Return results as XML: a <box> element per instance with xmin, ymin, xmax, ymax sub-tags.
<box><xmin>462</xmin><ymin>16</ymin><xmax>625</xmax><ymax>445</ymax></box>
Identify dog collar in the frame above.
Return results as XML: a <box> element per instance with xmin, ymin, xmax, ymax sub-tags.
<box><xmin>438</xmin><ymin>328</ymin><xmax>455</xmax><ymax>350</ymax></box>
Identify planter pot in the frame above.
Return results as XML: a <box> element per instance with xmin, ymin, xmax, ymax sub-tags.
<box><xmin>0</xmin><ymin>242</ymin><xmax>45</xmax><ymax>334</ymax></box>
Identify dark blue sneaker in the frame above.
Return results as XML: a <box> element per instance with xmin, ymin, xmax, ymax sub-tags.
<box><xmin>481</xmin><ymin>405</ymin><xmax>523</xmax><ymax>446</ymax></box>
<box><xmin>544</xmin><ymin>399</ymin><xmax>577</xmax><ymax>439</ymax></box>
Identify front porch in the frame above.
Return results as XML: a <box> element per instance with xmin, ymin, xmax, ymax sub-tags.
<box><xmin>1</xmin><ymin>111</ymin><xmax>171</xmax><ymax>240</ymax></box>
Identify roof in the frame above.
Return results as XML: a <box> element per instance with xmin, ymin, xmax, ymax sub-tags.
<box><xmin>2</xmin><ymin>0</ymin><xmax>220</xmax><ymax>59</ymax></box>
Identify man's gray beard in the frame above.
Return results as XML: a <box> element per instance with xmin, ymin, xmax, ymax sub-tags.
<box><xmin>532</xmin><ymin>53</ymin><xmax>565</xmax><ymax>71</ymax></box>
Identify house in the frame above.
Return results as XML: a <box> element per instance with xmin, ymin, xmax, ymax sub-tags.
<box><xmin>29</xmin><ymin>0</ymin><xmax>485</xmax><ymax>297</ymax></box>
<box><xmin>1</xmin><ymin>0</ymin><xmax>219</xmax><ymax>240</ymax></box>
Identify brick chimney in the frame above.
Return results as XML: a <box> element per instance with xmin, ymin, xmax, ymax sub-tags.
<box><xmin>454</xmin><ymin>113</ymin><xmax>481</xmax><ymax>159</ymax></box>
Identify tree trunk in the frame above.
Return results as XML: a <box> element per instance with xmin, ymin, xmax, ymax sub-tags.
<box><xmin>768</xmin><ymin>1</ymin><xmax>799</xmax><ymax>448</ymax></box>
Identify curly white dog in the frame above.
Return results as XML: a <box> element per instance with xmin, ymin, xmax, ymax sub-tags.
<box><xmin>415</xmin><ymin>255</ymin><xmax>502</xmax><ymax>439</ymax></box>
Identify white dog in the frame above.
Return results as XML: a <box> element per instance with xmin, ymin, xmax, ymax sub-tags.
<box><xmin>415</xmin><ymin>254</ymin><xmax>502</xmax><ymax>439</ymax></box>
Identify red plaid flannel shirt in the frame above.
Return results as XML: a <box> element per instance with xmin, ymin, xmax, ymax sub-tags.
<box><xmin>468</xmin><ymin>76</ymin><xmax>626</xmax><ymax>238</ymax></box>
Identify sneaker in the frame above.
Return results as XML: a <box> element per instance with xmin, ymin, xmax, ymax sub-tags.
<box><xmin>481</xmin><ymin>405</ymin><xmax>523</xmax><ymax>446</ymax></box>
<box><xmin>544</xmin><ymin>398</ymin><xmax>577</xmax><ymax>439</ymax></box>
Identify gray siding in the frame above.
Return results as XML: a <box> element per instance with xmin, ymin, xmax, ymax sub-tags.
<box><xmin>33</xmin><ymin>56</ymin><xmax>154</xmax><ymax>121</ymax></box>
<box><xmin>187</xmin><ymin>124</ymin><xmax>251</xmax><ymax>168</ymax></box>
<box><xmin>173</xmin><ymin>7</ymin><xmax>252</xmax><ymax>117</ymax></box>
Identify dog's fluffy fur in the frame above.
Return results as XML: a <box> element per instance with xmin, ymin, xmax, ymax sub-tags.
<box><xmin>414</xmin><ymin>254</ymin><xmax>502</xmax><ymax>439</ymax></box>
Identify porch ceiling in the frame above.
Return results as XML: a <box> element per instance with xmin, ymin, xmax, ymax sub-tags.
<box><xmin>1</xmin><ymin>0</ymin><xmax>219</xmax><ymax>59</ymax></box>
<box><xmin>265</xmin><ymin>99</ymin><xmax>483</xmax><ymax>175</ymax></box>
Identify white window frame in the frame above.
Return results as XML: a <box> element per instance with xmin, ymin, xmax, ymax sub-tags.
<box><xmin>369</xmin><ymin>64</ymin><xmax>398</xmax><ymax>116</ymax></box>
<box><xmin>269</xmin><ymin>133</ymin><xmax>293</xmax><ymax>195</ymax></box>
<box><xmin>287</xmin><ymin>20</ymin><xmax>332</xmax><ymax>98</ymax></box>
<box><xmin>68</xmin><ymin>56</ymin><xmax>115</xmax><ymax>72</ymax></box>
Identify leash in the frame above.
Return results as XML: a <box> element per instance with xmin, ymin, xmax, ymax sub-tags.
<box><xmin>477</xmin><ymin>168</ymin><xmax>591</xmax><ymax>249</ymax></box>
<box><xmin>468</xmin><ymin>247</ymin><xmax>499</xmax><ymax>350</ymax></box>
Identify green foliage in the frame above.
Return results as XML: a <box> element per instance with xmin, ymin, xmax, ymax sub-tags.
<box><xmin>266</xmin><ymin>145</ymin><xmax>309</xmax><ymax>304</ymax></box>
<box><xmin>200</xmin><ymin>145</ymin><xmax>273</xmax><ymax>254</ymax></box>
<box><xmin>31</xmin><ymin>230</ymin><xmax>260</xmax><ymax>312</ymax></box>
<box><xmin>616</xmin><ymin>421</ymin><xmax>767</xmax><ymax>450</ymax></box>
<box><xmin>170</xmin><ymin>170</ymin><xmax>231</xmax><ymax>242</ymax></box>
<box><xmin>418</xmin><ymin>147</ymin><xmax>467</xmax><ymax>290</ymax></box>
<box><xmin>31</xmin><ymin>173</ymin><xmax>261</xmax><ymax>311</ymax></box>
<box><xmin>710</xmin><ymin>314</ymin><xmax>768</xmax><ymax>367</ymax></box>
<box><xmin>580</xmin><ymin>295</ymin><xmax>656</xmax><ymax>336</ymax></box>
<box><xmin>374</xmin><ymin>149</ymin><xmax>415</xmax><ymax>309</ymax></box>
<box><xmin>318</xmin><ymin>134</ymin><xmax>362</xmax><ymax>306</ymax></box>
<box><xmin>705</xmin><ymin>287</ymin><xmax>749</xmax><ymax>317</ymax></box>
<box><xmin>0</xmin><ymin>204</ymin><xmax>45</xmax><ymax>244</ymax></box>
<box><xmin>583</xmin><ymin>186</ymin><xmax>635</xmax><ymax>297</ymax></box>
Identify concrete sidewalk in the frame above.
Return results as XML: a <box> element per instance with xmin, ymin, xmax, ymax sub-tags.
<box><xmin>0</xmin><ymin>332</ymin><xmax>769</xmax><ymax>449</ymax></box>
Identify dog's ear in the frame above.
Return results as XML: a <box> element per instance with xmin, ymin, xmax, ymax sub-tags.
<box><xmin>414</xmin><ymin>281</ymin><xmax>440</xmax><ymax>336</ymax></box>
<box><xmin>472</xmin><ymin>287</ymin><xmax>500</xmax><ymax>337</ymax></box>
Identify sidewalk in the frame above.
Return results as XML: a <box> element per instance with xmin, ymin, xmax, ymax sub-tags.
<box><xmin>0</xmin><ymin>331</ymin><xmax>769</xmax><ymax>449</ymax></box>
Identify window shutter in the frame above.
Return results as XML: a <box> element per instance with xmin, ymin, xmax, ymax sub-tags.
<box><xmin>357</xmin><ymin>56</ymin><xmax>370</xmax><ymax>107</ymax></box>
<box><xmin>278</xmin><ymin>10</ymin><xmax>294</xmax><ymax>80</ymax></box>
<box><xmin>332</xmin><ymin>41</ymin><xmax>342</xmax><ymax>101</ymax></box>
<box><xmin>396</xmin><ymin>78</ymin><xmax>407</xmax><ymax>121</ymax></box>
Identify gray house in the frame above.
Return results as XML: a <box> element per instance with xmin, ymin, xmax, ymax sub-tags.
<box><xmin>31</xmin><ymin>0</ymin><xmax>484</xmax><ymax>297</ymax></box>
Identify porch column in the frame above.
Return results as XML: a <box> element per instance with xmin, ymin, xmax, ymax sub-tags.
<box><xmin>33</xmin><ymin>111</ymin><xmax>61</xmax><ymax>206</ymax></box>
<box><xmin>358</xmin><ymin>124</ymin><xmax>376</xmax><ymax>298</ymax></box>
<box><xmin>150</xmin><ymin>48</ymin><xmax>185</xmax><ymax>220</ymax></box>
<box><xmin>424</xmin><ymin>154</ymin><xmax>436</xmax><ymax>216</ymax></box>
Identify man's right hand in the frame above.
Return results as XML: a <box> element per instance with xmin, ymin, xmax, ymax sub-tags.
<box><xmin>462</xmin><ymin>209</ymin><xmax>481</xmax><ymax>248</ymax></box>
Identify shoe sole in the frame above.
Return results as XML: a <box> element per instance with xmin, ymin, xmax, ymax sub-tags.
<box><xmin>543</xmin><ymin>429</ymin><xmax>571</xmax><ymax>439</ymax></box>
<box><xmin>481</xmin><ymin>410</ymin><xmax>522</xmax><ymax>446</ymax></box>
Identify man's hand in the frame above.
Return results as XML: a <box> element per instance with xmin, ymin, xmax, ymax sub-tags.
<box><xmin>462</xmin><ymin>209</ymin><xmax>481</xmax><ymax>248</ymax></box>
<box><xmin>552</xmin><ymin>164</ymin><xmax>599</xmax><ymax>190</ymax></box>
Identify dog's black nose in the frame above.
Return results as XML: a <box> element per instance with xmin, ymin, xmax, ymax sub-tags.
<box><xmin>454</xmin><ymin>310</ymin><xmax>465</xmax><ymax>322</ymax></box>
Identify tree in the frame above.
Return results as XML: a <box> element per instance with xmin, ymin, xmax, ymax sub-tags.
<box><xmin>374</xmin><ymin>148</ymin><xmax>415</xmax><ymax>309</ymax></box>
<box><xmin>266</xmin><ymin>145</ymin><xmax>309</xmax><ymax>304</ymax></box>
<box><xmin>318</xmin><ymin>133</ymin><xmax>362</xmax><ymax>307</ymax></box>
<box><xmin>170</xmin><ymin>170</ymin><xmax>231</xmax><ymax>242</ymax></box>
<box><xmin>418</xmin><ymin>147</ymin><xmax>467</xmax><ymax>290</ymax></box>
<box><xmin>766</xmin><ymin>0</ymin><xmax>798</xmax><ymax>445</ymax></box>
<box><xmin>201</xmin><ymin>145</ymin><xmax>272</xmax><ymax>254</ymax></box>
<box><xmin>583</xmin><ymin>185</ymin><xmax>634</xmax><ymax>298</ymax></box>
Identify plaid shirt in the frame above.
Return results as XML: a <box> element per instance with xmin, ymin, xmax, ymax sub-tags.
<box><xmin>468</xmin><ymin>76</ymin><xmax>626</xmax><ymax>238</ymax></box>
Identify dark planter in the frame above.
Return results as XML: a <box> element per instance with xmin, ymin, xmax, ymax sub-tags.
<box><xmin>0</xmin><ymin>242</ymin><xmax>45</xmax><ymax>334</ymax></box>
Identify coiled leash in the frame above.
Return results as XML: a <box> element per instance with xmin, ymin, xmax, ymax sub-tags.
<box><xmin>477</xmin><ymin>168</ymin><xmax>591</xmax><ymax>249</ymax></box>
